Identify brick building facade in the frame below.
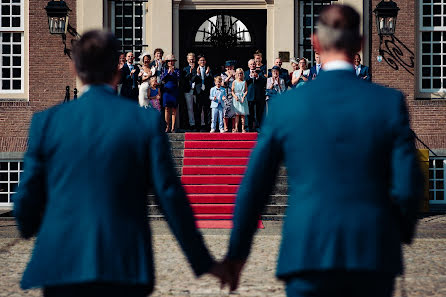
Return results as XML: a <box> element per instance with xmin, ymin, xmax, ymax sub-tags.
<box><xmin>0</xmin><ymin>0</ymin><xmax>445</xmax><ymax>207</ymax></box>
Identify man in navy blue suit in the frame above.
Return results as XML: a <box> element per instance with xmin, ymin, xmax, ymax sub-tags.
<box><xmin>193</xmin><ymin>55</ymin><xmax>214</xmax><ymax>131</ymax></box>
<box><xmin>181</xmin><ymin>52</ymin><xmax>198</xmax><ymax>130</ymax></box>
<box><xmin>13</xmin><ymin>30</ymin><xmax>225</xmax><ymax>297</ymax></box>
<box><xmin>120</xmin><ymin>51</ymin><xmax>140</xmax><ymax>101</ymax></box>
<box><xmin>354</xmin><ymin>53</ymin><xmax>371</xmax><ymax>81</ymax></box>
<box><xmin>245</xmin><ymin>59</ymin><xmax>267</xmax><ymax>131</ymax></box>
<box><xmin>308</xmin><ymin>52</ymin><xmax>322</xmax><ymax>80</ymax></box>
<box><xmin>222</xmin><ymin>5</ymin><xmax>423</xmax><ymax>297</ymax></box>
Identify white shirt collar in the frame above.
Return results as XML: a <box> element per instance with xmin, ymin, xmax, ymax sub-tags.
<box><xmin>323</xmin><ymin>60</ymin><xmax>354</xmax><ymax>72</ymax></box>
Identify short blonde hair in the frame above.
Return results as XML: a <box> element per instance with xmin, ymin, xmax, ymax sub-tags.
<box><xmin>187</xmin><ymin>52</ymin><xmax>195</xmax><ymax>59</ymax></box>
<box><xmin>236</xmin><ymin>68</ymin><xmax>244</xmax><ymax>79</ymax></box>
<box><xmin>214</xmin><ymin>76</ymin><xmax>222</xmax><ymax>82</ymax></box>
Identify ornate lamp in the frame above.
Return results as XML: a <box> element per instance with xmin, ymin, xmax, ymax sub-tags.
<box><xmin>373</xmin><ymin>0</ymin><xmax>400</xmax><ymax>36</ymax></box>
<box><xmin>45</xmin><ymin>0</ymin><xmax>70</xmax><ymax>35</ymax></box>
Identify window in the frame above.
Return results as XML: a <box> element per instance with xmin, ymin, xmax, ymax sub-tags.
<box><xmin>0</xmin><ymin>160</ymin><xmax>23</xmax><ymax>206</ymax></box>
<box><xmin>419</xmin><ymin>0</ymin><xmax>446</xmax><ymax>94</ymax></box>
<box><xmin>0</xmin><ymin>0</ymin><xmax>24</xmax><ymax>94</ymax></box>
<box><xmin>429</xmin><ymin>157</ymin><xmax>446</xmax><ymax>204</ymax></box>
<box><xmin>195</xmin><ymin>15</ymin><xmax>251</xmax><ymax>48</ymax></box>
<box><xmin>298</xmin><ymin>0</ymin><xmax>331</xmax><ymax>66</ymax></box>
<box><xmin>110</xmin><ymin>0</ymin><xmax>147</xmax><ymax>60</ymax></box>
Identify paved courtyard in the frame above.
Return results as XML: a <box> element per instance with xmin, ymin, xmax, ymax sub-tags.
<box><xmin>1</xmin><ymin>216</ymin><xmax>446</xmax><ymax>297</ymax></box>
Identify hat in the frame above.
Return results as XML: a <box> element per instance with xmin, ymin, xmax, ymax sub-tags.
<box><xmin>290</xmin><ymin>57</ymin><xmax>299</xmax><ymax>65</ymax></box>
<box><xmin>139</xmin><ymin>51</ymin><xmax>151</xmax><ymax>64</ymax></box>
<box><xmin>271</xmin><ymin>66</ymin><xmax>281</xmax><ymax>71</ymax></box>
<box><xmin>225</xmin><ymin>60</ymin><xmax>236</xmax><ymax>67</ymax></box>
<box><xmin>164</xmin><ymin>54</ymin><xmax>177</xmax><ymax>62</ymax></box>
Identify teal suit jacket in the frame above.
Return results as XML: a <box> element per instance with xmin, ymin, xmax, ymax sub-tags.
<box><xmin>227</xmin><ymin>70</ymin><xmax>423</xmax><ymax>278</ymax></box>
<box><xmin>14</xmin><ymin>85</ymin><xmax>214</xmax><ymax>289</ymax></box>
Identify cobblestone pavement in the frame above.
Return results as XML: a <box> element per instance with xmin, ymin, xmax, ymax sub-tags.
<box><xmin>1</xmin><ymin>216</ymin><xmax>446</xmax><ymax>297</ymax></box>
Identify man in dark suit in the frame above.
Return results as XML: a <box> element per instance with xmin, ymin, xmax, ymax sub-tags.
<box><xmin>181</xmin><ymin>52</ymin><xmax>198</xmax><ymax>130</ymax></box>
<box><xmin>222</xmin><ymin>5</ymin><xmax>423</xmax><ymax>297</ymax></box>
<box><xmin>193</xmin><ymin>54</ymin><xmax>214</xmax><ymax>131</ymax></box>
<box><xmin>13</xmin><ymin>30</ymin><xmax>225</xmax><ymax>297</ymax></box>
<box><xmin>268</xmin><ymin>57</ymin><xmax>290</xmax><ymax>87</ymax></box>
<box><xmin>354</xmin><ymin>53</ymin><xmax>371</xmax><ymax>81</ymax></box>
<box><xmin>120</xmin><ymin>51</ymin><xmax>140</xmax><ymax>101</ymax></box>
<box><xmin>309</xmin><ymin>52</ymin><xmax>323</xmax><ymax>80</ymax></box>
<box><xmin>245</xmin><ymin>59</ymin><xmax>267</xmax><ymax>131</ymax></box>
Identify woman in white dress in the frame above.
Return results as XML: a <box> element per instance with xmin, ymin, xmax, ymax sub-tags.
<box><xmin>138</xmin><ymin>52</ymin><xmax>153</xmax><ymax>108</ymax></box>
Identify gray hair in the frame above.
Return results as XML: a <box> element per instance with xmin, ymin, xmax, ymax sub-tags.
<box><xmin>248</xmin><ymin>59</ymin><xmax>255</xmax><ymax>65</ymax></box>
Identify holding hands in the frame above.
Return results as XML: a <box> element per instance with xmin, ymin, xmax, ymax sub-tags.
<box><xmin>207</xmin><ymin>259</ymin><xmax>246</xmax><ymax>292</ymax></box>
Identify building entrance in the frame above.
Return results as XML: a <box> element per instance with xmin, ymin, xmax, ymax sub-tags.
<box><xmin>179</xmin><ymin>9</ymin><xmax>267</xmax><ymax>74</ymax></box>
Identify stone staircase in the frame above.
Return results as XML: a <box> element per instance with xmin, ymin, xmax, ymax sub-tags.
<box><xmin>147</xmin><ymin>133</ymin><xmax>288</xmax><ymax>220</ymax></box>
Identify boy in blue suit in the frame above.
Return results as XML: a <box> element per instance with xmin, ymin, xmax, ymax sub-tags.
<box><xmin>222</xmin><ymin>5</ymin><xmax>423</xmax><ymax>297</ymax></box>
<box><xmin>13</xmin><ymin>30</ymin><xmax>225</xmax><ymax>297</ymax></box>
<box><xmin>209</xmin><ymin>76</ymin><xmax>226</xmax><ymax>133</ymax></box>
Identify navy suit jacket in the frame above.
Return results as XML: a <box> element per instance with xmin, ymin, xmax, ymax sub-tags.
<box><xmin>227</xmin><ymin>70</ymin><xmax>423</xmax><ymax>279</ymax></box>
<box><xmin>14</xmin><ymin>85</ymin><xmax>214</xmax><ymax>289</ymax></box>
<box><xmin>309</xmin><ymin>65</ymin><xmax>323</xmax><ymax>80</ymax></box>
<box><xmin>120</xmin><ymin>63</ymin><xmax>140</xmax><ymax>101</ymax></box>
<box><xmin>193</xmin><ymin>67</ymin><xmax>214</xmax><ymax>96</ymax></box>
<box><xmin>356</xmin><ymin>64</ymin><xmax>371</xmax><ymax>81</ymax></box>
<box><xmin>181</xmin><ymin>65</ymin><xmax>196</xmax><ymax>93</ymax></box>
<box><xmin>244</xmin><ymin>70</ymin><xmax>266</xmax><ymax>102</ymax></box>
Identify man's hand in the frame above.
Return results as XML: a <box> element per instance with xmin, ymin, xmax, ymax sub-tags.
<box><xmin>220</xmin><ymin>259</ymin><xmax>246</xmax><ymax>292</ymax></box>
<box><xmin>208</xmin><ymin>262</ymin><xmax>231</xmax><ymax>289</ymax></box>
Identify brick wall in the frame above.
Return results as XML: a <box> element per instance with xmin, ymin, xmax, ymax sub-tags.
<box><xmin>0</xmin><ymin>0</ymin><xmax>77</xmax><ymax>152</ymax></box>
<box><xmin>371</xmin><ymin>0</ymin><xmax>446</xmax><ymax>150</ymax></box>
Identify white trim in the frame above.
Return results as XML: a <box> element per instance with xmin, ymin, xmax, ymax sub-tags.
<box><xmin>0</xmin><ymin>160</ymin><xmax>23</xmax><ymax>207</ymax></box>
<box><xmin>0</xmin><ymin>0</ymin><xmax>24</xmax><ymax>31</ymax></box>
<box><xmin>429</xmin><ymin>157</ymin><xmax>446</xmax><ymax>205</ymax></box>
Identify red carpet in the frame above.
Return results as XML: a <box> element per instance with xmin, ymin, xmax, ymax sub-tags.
<box><xmin>183</xmin><ymin>133</ymin><xmax>263</xmax><ymax>229</ymax></box>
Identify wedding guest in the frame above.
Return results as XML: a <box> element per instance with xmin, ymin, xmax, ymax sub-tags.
<box><xmin>161</xmin><ymin>54</ymin><xmax>180</xmax><ymax>133</ymax></box>
<box><xmin>309</xmin><ymin>52</ymin><xmax>323</xmax><ymax>80</ymax></box>
<box><xmin>117</xmin><ymin>53</ymin><xmax>126</xmax><ymax>95</ymax></box>
<box><xmin>150</xmin><ymin>48</ymin><xmax>165</xmax><ymax>84</ymax></box>
<box><xmin>245</xmin><ymin>59</ymin><xmax>266</xmax><ymax>132</ymax></box>
<box><xmin>194</xmin><ymin>55</ymin><xmax>214</xmax><ymax>131</ymax></box>
<box><xmin>181</xmin><ymin>52</ymin><xmax>198</xmax><ymax>130</ymax></box>
<box><xmin>254</xmin><ymin>50</ymin><xmax>267</xmax><ymax>77</ymax></box>
<box><xmin>266</xmin><ymin>66</ymin><xmax>286</xmax><ymax>113</ymax></box>
<box><xmin>120</xmin><ymin>51</ymin><xmax>140</xmax><ymax>102</ymax></box>
<box><xmin>221</xmin><ymin>61</ymin><xmax>236</xmax><ymax>132</ymax></box>
<box><xmin>232</xmin><ymin>68</ymin><xmax>249</xmax><ymax>133</ymax></box>
<box><xmin>289</xmin><ymin>57</ymin><xmax>300</xmax><ymax>88</ymax></box>
<box><xmin>147</xmin><ymin>76</ymin><xmax>161</xmax><ymax>112</ymax></box>
<box><xmin>354</xmin><ymin>53</ymin><xmax>371</xmax><ymax>81</ymax></box>
<box><xmin>291</xmin><ymin>58</ymin><xmax>310</xmax><ymax>88</ymax></box>
<box><xmin>268</xmin><ymin>58</ymin><xmax>290</xmax><ymax>87</ymax></box>
<box><xmin>138</xmin><ymin>52</ymin><xmax>153</xmax><ymax>108</ymax></box>
<box><xmin>209</xmin><ymin>76</ymin><xmax>226</xmax><ymax>133</ymax></box>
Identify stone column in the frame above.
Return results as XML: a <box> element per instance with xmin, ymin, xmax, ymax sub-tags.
<box><xmin>147</xmin><ymin>0</ymin><xmax>173</xmax><ymax>59</ymax></box>
<box><xmin>76</xmin><ymin>0</ymin><xmax>104</xmax><ymax>34</ymax></box>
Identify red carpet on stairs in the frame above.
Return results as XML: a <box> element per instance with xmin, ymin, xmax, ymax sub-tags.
<box><xmin>182</xmin><ymin>133</ymin><xmax>264</xmax><ymax>229</ymax></box>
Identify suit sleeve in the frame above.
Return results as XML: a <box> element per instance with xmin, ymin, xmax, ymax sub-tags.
<box><xmin>227</xmin><ymin>100</ymin><xmax>283</xmax><ymax>260</ymax></box>
<box><xmin>149</xmin><ymin>113</ymin><xmax>214</xmax><ymax>276</ymax></box>
<box><xmin>390</xmin><ymin>93</ymin><xmax>424</xmax><ymax>243</ymax></box>
<box><xmin>13</xmin><ymin>113</ymin><xmax>47</xmax><ymax>239</ymax></box>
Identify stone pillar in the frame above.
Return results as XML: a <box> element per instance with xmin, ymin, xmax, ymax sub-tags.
<box><xmin>76</xmin><ymin>0</ymin><xmax>104</xmax><ymax>34</ymax></box>
<box><xmin>147</xmin><ymin>0</ymin><xmax>173</xmax><ymax>60</ymax></box>
<box><xmin>267</xmin><ymin>0</ymin><xmax>295</xmax><ymax>71</ymax></box>
<box><xmin>173</xmin><ymin>1</ymin><xmax>180</xmax><ymax>67</ymax></box>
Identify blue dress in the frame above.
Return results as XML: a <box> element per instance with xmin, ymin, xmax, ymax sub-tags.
<box><xmin>232</xmin><ymin>80</ymin><xmax>249</xmax><ymax>115</ymax></box>
<box><xmin>161</xmin><ymin>69</ymin><xmax>180</xmax><ymax>108</ymax></box>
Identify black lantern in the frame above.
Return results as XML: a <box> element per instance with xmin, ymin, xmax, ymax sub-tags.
<box><xmin>373</xmin><ymin>0</ymin><xmax>399</xmax><ymax>36</ymax></box>
<box><xmin>45</xmin><ymin>0</ymin><xmax>70</xmax><ymax>35</ymax></box>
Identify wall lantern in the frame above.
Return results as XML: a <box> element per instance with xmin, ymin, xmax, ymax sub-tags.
<box><xmin>373</xmin><ymin>0</ymin><xmax>400</xmax><ymax>37</ymax></box>
<box><xmin>45</xmin><ymin>0</ymin><xmax>70</xmax><ymax>35</ymax></box>
<box><xmin>44</xmin><ymin>0</ymin><xmax>80</xmax><ymax>58</ymax></box>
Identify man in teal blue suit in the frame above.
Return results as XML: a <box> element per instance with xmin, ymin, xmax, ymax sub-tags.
<box><xmin>223</xmin><ymin>5</ymin><xmax>424</xmax><ymax>297</ymax></box>
<box><xmin>13</xmin><ymin>31</ymin><xmax>224</xmax><ymax>297</ymax></box>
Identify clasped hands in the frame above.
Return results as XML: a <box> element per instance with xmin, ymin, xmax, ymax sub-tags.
<box><xmin>208</xmin><ymin>259</ymin><xmax>246</xmax><ymax>292</ymax></box>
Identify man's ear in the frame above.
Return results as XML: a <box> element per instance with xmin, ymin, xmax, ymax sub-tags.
<box><xmin>110</xmin><ymin>66</ymin><xmax>121</xmax><ymax>89</ymax></box>
<box><xmin>312</xmin><ymin>34</ymin><xmax>322</xmax><ymax>54</ymax></box>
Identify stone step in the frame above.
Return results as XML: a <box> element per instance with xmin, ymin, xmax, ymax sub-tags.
<box><xmin>146</xmin><ymin>194</ymin><xmax>288</xmax><ymax>205</ymax></box>
<box><xmin>147</xmin><ymin>205</ymin><xmax>287</xmax><ymax>216</ymax></box>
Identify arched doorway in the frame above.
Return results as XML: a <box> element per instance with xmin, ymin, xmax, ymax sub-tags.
<box><xmin>179</xmin><ymin>9</ymin><xmax>267</xmax><ymax>74</ymax></box>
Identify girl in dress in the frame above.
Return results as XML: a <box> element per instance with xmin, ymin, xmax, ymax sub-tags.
<box><xmin>231</xmin><ymin>68</ymin><xmax>249</xmax><ymax>133</ymax></box>
<box><xmin>221</xmin><ymin>61</ymin><xmax>236</xmax><ymax>132</ymax></box>
<box><xmin>138</xmin><ymin>53</ymin><xmax>152</xmax><ymax>108</ymax></box>
<box><xmin>148</xmin><ymin>76</ymin><xmax>161</xmax><ymax>112</ymax></box>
